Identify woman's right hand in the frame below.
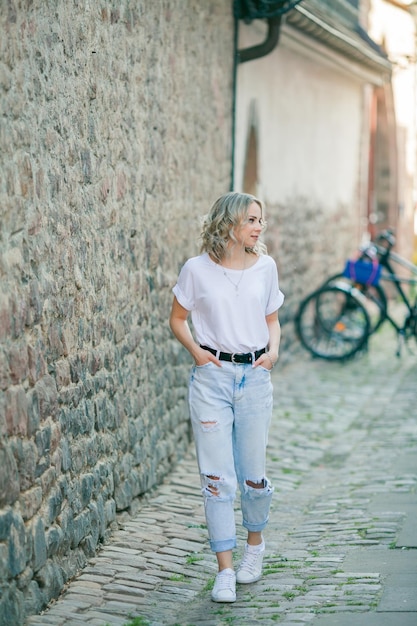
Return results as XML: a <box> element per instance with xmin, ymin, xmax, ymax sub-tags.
<box><xmin>169</xmin><ymin>297</ymin><xmax>222</xmax><ymax>367</ymax></box>
<box><xmin>193</xmin><ymin>345</ymin><xmax>222</xmax><ymax>368</ymax></box>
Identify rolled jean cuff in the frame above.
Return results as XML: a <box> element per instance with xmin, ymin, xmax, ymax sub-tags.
<box><xmin>209</xmin><ymin>537</ymin><xmax>237</xmax><ymax>553</ymax></box>
<box><xmin>242</xmin><ymin>515</ymin><xmax>269</xmax><ymax>533</ymax></box>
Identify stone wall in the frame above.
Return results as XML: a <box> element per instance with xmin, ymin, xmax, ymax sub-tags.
<box><xmin>0</xmin><ymin>1</ymin><xmax>233</xmax><ymax>623</ymax></box>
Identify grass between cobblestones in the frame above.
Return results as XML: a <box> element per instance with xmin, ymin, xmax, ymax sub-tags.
<box><xmin>103</xmin><ymin>616</ymin><xmax>195</xmax><ymax>626</ymax></box>
<box><xmin>103</xmin><ymin>617</ymin><xmax>150</xmax><ymax>626</ymax></box>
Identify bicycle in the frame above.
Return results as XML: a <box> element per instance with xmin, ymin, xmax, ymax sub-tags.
<box><xmin>294</xmin><ymin>281</ymin><xmax>371</xmax><ymax>361</ymax></box>
<box><xmin>325</xmin><ymin>242</ymin><xmax>387</xmax><ymax>335</ymax></box>
<box><xmin>295</xmin><ymin>230</ymin><xmax>417</xmax><ymax>361</ymax></box>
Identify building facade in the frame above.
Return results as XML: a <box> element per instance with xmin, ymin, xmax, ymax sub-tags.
<box><xmin>234</xmin><ymin>0</ymin><xmax>397</xmax><ymax>321</ymax></box>
<box><xmin>367</xmin><ymin>0</ymin><xmax>417</xmax><ymax>261</ymax></box>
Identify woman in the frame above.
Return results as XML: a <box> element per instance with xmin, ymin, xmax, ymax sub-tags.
<box><xmin>169</xmin><ymin>192</ymin><xmax>284</xmax><ymax>602</ymax></box>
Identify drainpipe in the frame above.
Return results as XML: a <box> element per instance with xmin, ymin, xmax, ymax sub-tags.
<box><xmin>230</xmin><ymin>16</ymin><xmax>282</xmax><ymax>190</ymax></box>
<box><xmin>238</xmin><ymin>16</ymin><xmax>282</xmax><ymax>64</ymax></box>
<box><xmin>230</xmin><ymin>0</ymin><xmax>303</xmax><ymax>191</ymax></box>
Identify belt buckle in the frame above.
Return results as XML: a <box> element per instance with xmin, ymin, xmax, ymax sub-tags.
<box><xmin>231</xmin><ymin>353</ymin><xmax>249</xmax><ymax>363</ymax></box>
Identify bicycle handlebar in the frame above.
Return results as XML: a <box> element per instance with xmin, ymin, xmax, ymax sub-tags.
<box><xmin>371</xmin><ymin>230</ymin><xmax>417</xmax><ymax>274</ymax></box>
<box><xmin>375</xmin><ymin>229</ymin><xmax>396</xmax><ymax>249</ymax></box>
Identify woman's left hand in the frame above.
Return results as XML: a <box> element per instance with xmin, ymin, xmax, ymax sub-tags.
<box><xmin>254</xmin><ymin>351</ymin><xmax>277</xmax><ymax>370</ymax></box>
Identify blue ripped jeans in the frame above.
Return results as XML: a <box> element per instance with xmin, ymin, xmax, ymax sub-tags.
<box><xmin>189</xmin><ymin>360</ymin><xmax>274</xmax><ymax>553</ymax></box>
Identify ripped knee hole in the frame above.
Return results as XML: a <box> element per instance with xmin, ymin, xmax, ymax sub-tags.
<box><xmin>246</xmin><ymin>478</ymin><xmax>267</xmax><ymax>490</ymax></box>
<box><xmin>200</xmin><ymin>419</ymin><xmax>219</xmax><ymax>432</ymax></box>
<box><xmin>205</xmin><ymin>474</ymin><xmax>220</xmax><ymax>496</ymax></box>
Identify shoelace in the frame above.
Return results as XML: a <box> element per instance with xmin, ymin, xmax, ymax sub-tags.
<box><xmin>215</xmin><ymin>570</ymin><xmax>235</xmax><ymax>591</ymax></box>
<box><xmin>239</xmin><ymin>549</ymin><xmax>261</xmax><ymax>573</ymax></box>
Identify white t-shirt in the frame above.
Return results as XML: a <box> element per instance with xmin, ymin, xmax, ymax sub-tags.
<box><xmin>172</xmin><ymin>252</ymin><xmax>284</xmax><ymax>353</ymax></box>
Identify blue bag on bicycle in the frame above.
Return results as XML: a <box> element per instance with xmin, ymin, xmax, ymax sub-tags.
<box><xmin>342</xmin><ymin>258</ymin><xmax>381</xmax><ymax>286</ymax></box>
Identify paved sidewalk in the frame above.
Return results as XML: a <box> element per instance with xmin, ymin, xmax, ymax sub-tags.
<box><xmin>26</xmin><ymin>325</ymin><xmax>417</xmax><ymax>626</ymax></box>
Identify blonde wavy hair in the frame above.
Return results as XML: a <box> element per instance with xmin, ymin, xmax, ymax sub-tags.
<box><xmin>200</xmin><ymin>192</ymin><xmax>267</xmax><ymax>263</ymax></box>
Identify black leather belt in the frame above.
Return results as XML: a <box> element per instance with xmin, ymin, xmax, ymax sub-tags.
<box><xmin>200</xmin><ymin>345</ymin><xmax>266</xmax><ymax>364</ymax></box>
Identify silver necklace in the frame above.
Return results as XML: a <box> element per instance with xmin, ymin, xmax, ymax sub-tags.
<box><xmin>221</xmin><ymin>260</ymin><xmax>246</xmax><ymax>295</ymax></box>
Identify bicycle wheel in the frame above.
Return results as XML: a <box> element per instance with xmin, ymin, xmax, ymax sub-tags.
<box><xmin>324</xmin><ymin>273</ymin><xmax>387</xmax><ymax>333</ymax></box>
<box><xmin>404</xmin><ymin>304</ymin><xmax>417</xmax><ymax>345</ymax></box>
<box><xmin>295</xmin><ymin>284</ymin><xmax>371</xmax><ymax>360</ymax></box>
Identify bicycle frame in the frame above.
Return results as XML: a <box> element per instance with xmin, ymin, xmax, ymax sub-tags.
<box><xmin>375</xmin><ymin>238</ymin><xmax>417</xmax><ymax>351</ymax></box>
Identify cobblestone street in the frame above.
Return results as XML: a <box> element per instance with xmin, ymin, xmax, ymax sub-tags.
<box><xmin>26</xmin><ymin>325</ymin><xmax>417</xmax><ymax>626</ymax></box>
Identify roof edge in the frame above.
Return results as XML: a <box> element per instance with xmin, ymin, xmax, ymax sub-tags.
<box><xmin>286</xmin><ymin>4</ymin><xmax>392</xmax><ymax>76</ymax></box>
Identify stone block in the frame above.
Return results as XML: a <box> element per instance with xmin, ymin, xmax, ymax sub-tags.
<box><xmin>69</xmin><ymin>354</ymin><xmax>83</xmax><ymax>384</ymax></box>
<box><xmin>34</xmin><ymin>422</ymin><xmax>52</xmax><ymax>458</ymax></box>
<box><xmin>8</xmin><ymin>512</ymin><xmax>26</xmax><ymax>577</ymax></box>
<box><xmin>95</xmin><ymin>495</ymin><xmax>106</xmax><ymax>539</ymax></box>
<box><xmin>34</xmin><ymin>561</ymin><xmax>65</xmax><ymax>603</ymax></box>
<box><xmin>0</xmin><ymin>508</ymin><xmax>13</xmax><ymax>542</ymax></box>
<box><xmin>26</xmin><ymin>387</ymin><xmax>40</xmax><ymax>436</ymax></box>
<box><xmin>19</xmin><ymin>486</ymin><xmax>43</xmax><ymax>521</ymax></box>
<box><xmin>35</xmin><ymin>374</ymin><xmax>58</xmax><ymax>421</ymax></box>
<box><xmin>0</xmin><ymin>582</ymin><xmax>25</xmax><ymax>626</ymax></box>
<box><xmin>23</xmin><ymin>579</ymin><xmax>45</xmax><ymax>616</ymax></box>
<box><xmin>0</xmin><ymin>291</ymin><xmax>12</xmax><ymax>342</ymax></box>
<box><xmin>71</xmin><ymin>510</ymin><xmax>91</xmax><ymax>549</ymax></box>
<box><xmin>80</xmin><ymin>473</ymin><xmax>94</xmax><ymax>508</ymax></box>
<box><xmin>18</xmin><ymin>153</ymin><xmax>33</xmax><ymax>198</ymax></box>
<box><xmin>47</xmin><ymin>487</ymin><xmax>63</xmax><ymax>525</ymax></box>
<box><xmin>28</xmin><ymin>280</ymin><xmax>43</xmax><ymax>325</ymax></box>
<box><xmin>80</xmin><ymin>534</ymin><xmax>97</xmax><ymax>558</ymax></box>
<box><xmin>32</xmin><ymin>516</ymin><xmax>47</xmax><ymax>572</ymax></box>
<box><xmin>0</xmin><ymin>348</ymin><xmax>11</xmax><ymax>390</ymax></box>
<box><xmin>0</xmin><ymin>444</ymin><xmax>19</xmax><ymax>506</ymax></box>
<box><xmin>70</xmin><ymin>440</ymin><xmax>89</xmax><ymax>473</ymax></box>
<box><xmin>47</xmin><ymin>322</ymin><xmax>67</xmax><ymax>361</ymax></box>
<box><xmin>0</xmin><ymin>391</ymin><xmax>5</xmax><ymax>437</ymax></box>
<box><xmin>69</xmin><ymin>402</ymin><xmax>92</xmax><ymax>438</ymax></box>
<box><xmin>11</xmin><ymin>292</ymin><xmax>29</xmax><ymax>339</ymax></box>
<box><xmin>57</xmin><ymin>506</ymin><xmax>74</xmax><ymax>553</ymax></box>
<box><xmin>85</xmin><ymin>437</ymin><xmax>99</xmax><ymax>468</ymax></box>
<box><xmin>40</xmin><ymin>466</ymin><xmax>57</xmax><ymax>497</ymax></box>
<box><xmin>104</xmin><ymin>498</ymin><xmax>116</xmax><ymax>525</ymax></box>
<box><xmin>51</xmin><ymin>447</ymin><xmax>63</xmax><ymax>475</ymax></box>
<box><xmin>88</xmin><ymin>349</ymin><xmax>102</xmax><ymax>376</ymax></box>
<box><xmin>114</xmin><ymin>478</ymin><xmax>132</xmax><ymax>512</ymax></box>
<box><xmin>8</xmin><ymin>340</ymin><xmax>28</xmax><ymax>384</ymax></box>
<box><xmin>12</xmin><ymin>439</ymin><xmax>37</xmax><ymax>491</ymax></box>
<box><xmin>94</xmin><ymin>396</ymin><xmax>106</xmax><ymax>431</ymax></box>
<box><xmin>27</xmin><ymin>342</ymin><xmax>47</xmax><ymax>386</ymax></box>
<box><xmin>54</xmin><ymin>359</ymin><xmax>71</xmax><ymax>389</ymax></box>
<box><xmin>46</xmin><ymin>524</ymin><xmax>65</xmax><ymax>557</ymax></box>
<box><xmin>60</xmin><ymin>437</ymin><xmax>71</xmax><ymax>471</ymax></box>
<box><xmin>88</xmin><ymin>501</ymin><xmax>100</xmax><ymax>545</ymax></box>
<box><xmin>55</xmin><ymin>546</ymin><xmax>86</xmax><ymax>582</ymax></box>
<box><xmin>5</xmin><ymin>385</ymin><xmax>28</xmax><ymax>436</ymax></box>
<box><xmin>49</xmin><ymin>422</ymin><xmax>62</xmax><ymax>455</ymax></box>
<box><xmin>59</xmin><ymin>383</ymin><xmax>84</xmax><ymax>410</ymax></box>
<box><xmin>0</xmin><ymin>543</ymin><xmax>8</xmax><ymax>580</ymax></box>
<box><xmin>93</xmin><ymin>462</ymin><xmax>114</xmax><ymax>499</ymax></box>
<box><xmin>16</xmin><ymin>565</ymin><xmax>34</xmax><ymax>591</ymax></box>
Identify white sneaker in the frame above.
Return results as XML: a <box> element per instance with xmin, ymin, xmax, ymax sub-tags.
<box><xmin>211</xmin><ymin>568</ymin><xmax>236</xmax><ymax>602</ymax></box>
<box><xmin>236</xmin><ymin>543</ymin><xmax>265</xmax><ymax>584</ymax></box>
